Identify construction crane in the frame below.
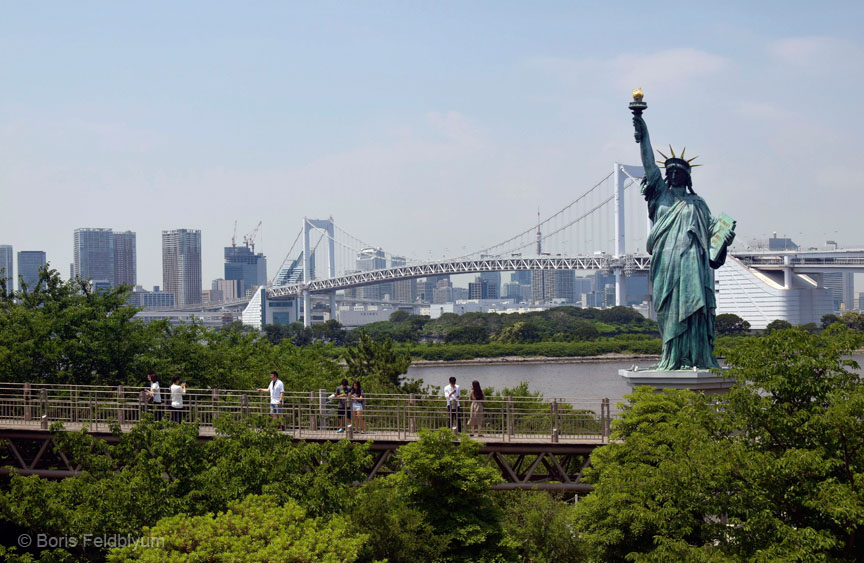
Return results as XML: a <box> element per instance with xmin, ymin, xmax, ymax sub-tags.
<box><xmin>244</xmin><ymin>221</ymin><xmax>263</xmax><ymax>253</ymax></box>
<box><xmin>231</xmin><ymin>220</ymin><xmax>238</xmax><ymax>248</ymax></box>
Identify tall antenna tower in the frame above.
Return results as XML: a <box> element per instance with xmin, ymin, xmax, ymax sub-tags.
<box><xmin>536</xmin><ymin>208</ymin><xmax>542</xmax><ymax>255</ymax></box>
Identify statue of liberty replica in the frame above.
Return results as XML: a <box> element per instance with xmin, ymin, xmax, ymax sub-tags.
<box><xmin>630</xmin><ymin>90</ymin><xmax>736</xmax><ymax>370</ymax></box>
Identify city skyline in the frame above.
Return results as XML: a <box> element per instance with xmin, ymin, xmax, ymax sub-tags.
<box><xmin>1</xmin><ymin>3</ymin><xmax>863</xmax><ymax>288</ymax></box>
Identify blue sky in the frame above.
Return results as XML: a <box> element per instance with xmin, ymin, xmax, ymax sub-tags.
<box><xmin>1</xmin><ymin>1</ymin><xmax>863</xmax><ymax>287</ymax></box>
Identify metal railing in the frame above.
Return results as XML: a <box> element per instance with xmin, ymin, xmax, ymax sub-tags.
<box><xmin>0</xmin><ymin>383</ymin><xmax>617</xmax><ymax>443</ymax></box>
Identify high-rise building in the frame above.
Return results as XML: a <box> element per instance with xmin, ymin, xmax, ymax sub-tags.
<box><xmin>274</xmin><ymin>251</ymin><xmax>314</xmax><ymax>286</ymax></box>
<box><xmin>390</xmin><ymin>256</ymin><xmax>416</xmax><ymax>303</ymax></box>
<box><xmin>113</xmin><ymin>231</ymin><xmax>137</xmax><ymax>287</ymax></box>
<box><xmin>479</xmin><ymin>271</ymin><xmax>501</xmax><ymax>299</ymax></box>
<box><xmin>468</xmin><ymin>277</ymin><xmax>492</xmax><ymax>299</ymax></box>
<box><xmin>162</xmin><ymin>229</ymin><xmax>202</xmax><ymax>306</ymax></box>
<box><xmin>511</xmin><ymin>271</ymin><xmax>531</xmax><ymax>285</ymax></box>
<box><xmin>433</xmin><ymin>278</ymin><xmax>454</xmax><ymax>304</ymax></box>
<box><xmin>419</xmin><ymin>275</ymin><xmax>449</xmax><ymax>302</ymax></box>
<box><xmin>822</xmin><ymin>272</ymin><xmax>855</xmax><ymax>312</ymax></box>
<box><xmin>73</xmin><ymin>228</ymin><xmax>136</xmax><ymax>289</ymax></box>
<box><xmin>530</xmin><ymin>270</ymin><xmax>575</xmax><ymax>302</ymax></box>
<box><xmin>224</xmin><ymin>245</ymin><xmax>267</xmax><ymax>299</ymax></box>
<box><xmin>212</xmin><ymin>279</ymin><xmax>240</xmax><ymax>302</ymax></box>
<box><xmin>74</xmin><ymin>228</ymin><xmax>114</xmax><ymax>288</ymax></box>
<box><xmin>0</xmin><ymin>245</ymin><xmax>13</xmax><ymax>295</ymax></box>
<box><xmin>531</xmin><ymin>270</ymin><xmax>545</xmax><ymax>302</ymax></box>
<box><xmin>356</xmin><ymin>247</ymin><xmax>387</xmax><ymax>300</ymax></box>
<box><xmin>17</xmin><ymin>251</ymin><xmax>46</xmax><ymax>291</ymax></box>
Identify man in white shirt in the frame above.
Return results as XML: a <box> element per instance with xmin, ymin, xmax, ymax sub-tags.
<box><xmin>257</xmin><ymin>371</ymin><xmax>284</xmax><ymax>428</ymax></box>
<box><xmin>169</xmin><ymin>376</ymin><xmax>186</xmax><ymax>423</ymax></box>
<box><xmin>443</xmin><ymin>376</ymin><xmax>461</xmax><ymax>433</ymax></box>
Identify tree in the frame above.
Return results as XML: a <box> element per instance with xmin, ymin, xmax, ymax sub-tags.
<box><xmin>389</xmin><ymin>309</ymin><xmax>412</xmax><ymax>323</ymax></box>
<box><xmin>714</xmin><ymin>313</ymin><xmax>750</xmax><ymax>335</ymax></box>
<box><xmin>840</xmin><ymin>311</ymin><xmax>864</xmax><ymax>331</ymax></box>
<box><xmin>343</xmin><ymin>331</ymin><xmax>411</xmax><ymax>388</ymax></box>
<box><xmin>493</xmin><ymin>321</ymin><xmax>541</xmax><ymax>343</ymax></box>
<box><xmin>573</xmin><ymin>326</ymin><xmax>864</xmax><ymax>561</ymax></box>
<box><xmin>764</xmin><ymin>319</ymin><xmax>793</xmax><ymax>332</ymax></box>
<box><xmin>822</xmin><ymin>313</ymin><xmax>841</xmax><ymax>329</ymax></box>
<box><xmin>348</xmin><ymin>479</ymin><xmax>437</xmax><ymax>562</ymax></box>
<box><xmin>0</xmin><ymin>268</ymin><xmax>149</xmax><ymax>385</ymax></box>
<box><xmin>498</xmin><ymin>491</ymin><xmax>583</xmax><ymax>563</ymax></box>
<box><xmin>0</xmin><ymin>417</ymin><xmax>372</xmax><ymax>561</ymax></box>
<box><xmin>445</xmin><ymin>326</ymin><xmax>490</xmax><ymax>345</ymax></box>
<box><xmin>571</xmin><ymin>325</ymin><xmax>600</xmax><ymax>341</ymax></box>
<box><xmin>383</xmin><ymin>429</ymin><xmax>505</xmax><ymax>561</ymax></box>
<box><xmin>108</xmin><ymin>495</ymin><xmax>364</xmax><ymax>562</ymax></box>
<box><xmin>311</xmin><ymin>318</ymin><xmax>346</xmax><ymax>344</ymax></box>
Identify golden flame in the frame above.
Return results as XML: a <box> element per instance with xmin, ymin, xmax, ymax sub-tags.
<box><xmin>632</xmin><ymin>88</ymin><xmax>644</xmax><ymax>101</ymax></box>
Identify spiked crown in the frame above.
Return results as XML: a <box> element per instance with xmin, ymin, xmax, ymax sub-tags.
<box><xmin>656</xmin><ymin>145</ymin><xmax>701</xmax><ymax>174</ymax></box>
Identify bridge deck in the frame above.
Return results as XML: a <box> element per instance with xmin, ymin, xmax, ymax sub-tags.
<box><xmin>1</xmin><ymin>383</ymin><xmax>612</xmax><ymax>490</ymax></box>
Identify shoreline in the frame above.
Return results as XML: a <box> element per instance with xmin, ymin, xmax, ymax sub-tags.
<box><xmin>409</xmin><ymin>353</ymin><xmax>661</xmax><ymax>367</ymax></box>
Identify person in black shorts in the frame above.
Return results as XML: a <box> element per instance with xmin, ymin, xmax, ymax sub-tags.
<box><xmin>334</xmin><ymin>379</ymin><xmax>351</xmax><ymax>433</ymax></box>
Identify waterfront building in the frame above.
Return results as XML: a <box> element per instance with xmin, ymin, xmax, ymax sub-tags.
<box><xmin>821</xmin><ymin>272</ymin><xmax>854</xmax><ymax>312</ymax></box>
<box><xmin>133</xmin><ymin>310</ymin><xmax>235</xmax><ymax>328</ymax></box>
<box><xmin>714</xmin><ymin>256</ymin><xmax>832</xmax><ymax>329</ymax></box>
<box><xmin>113</xmin><ymin>231</ymin><xmax>137</xmax><ymax>287</ymax></box>
<box><xmin>17</xmin><ymin>251</ymin><xmax>46</xmax><ymax>291</ymax></box>
<box><xmin>0</xmin><ymin>245</ymin><xmax>12</xmax><ymax>295</ymax></box>
<box><xmin>73</xmin><ymin>228</ymin><xmax>114</xmax><ymax>288</ymax></box>
<box><xmin>224</xmin><ymin>245</ymin><xmax>267</xmax><ymax>299</ymax></box>
<box><xmin>129</xmin><ymin>285</ymin><xmax>176</xmax><ymax>309</ymax></box>
<box><xmin>162</xmin><ymin>229</ymin><xmax>202</xmax><ymax>306</ymax></box>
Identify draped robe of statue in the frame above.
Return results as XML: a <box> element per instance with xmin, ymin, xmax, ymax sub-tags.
<box><xmin>642</xmin><ymin>164</ymin><xmax>726</xmax><ymax>370</ymax></box>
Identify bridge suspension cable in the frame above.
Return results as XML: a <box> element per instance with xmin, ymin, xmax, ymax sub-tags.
<box><xmin>269</xmin><ymin>227</ymin><xmax>303</xmax><ymax>285</ymax></box>
<box><xmin>457</xmin><ymin>171</ymin><xmax>615</xmax><ymax>259</ymax></box>
<box><xmin>332</xmin><ymin>225</ymin><xmax>423</xmax><ymax>264</ymax></box>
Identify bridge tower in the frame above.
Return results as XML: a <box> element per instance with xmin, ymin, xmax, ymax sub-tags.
<box><xmin>303</xmin><ymin>217</ymin><xmax>336</xmax><ymax>327</ymax></box>
<box><xmin>613</xmin><ymin>163</ymin><xmax>645</xmax><ymax>307</ymax></box>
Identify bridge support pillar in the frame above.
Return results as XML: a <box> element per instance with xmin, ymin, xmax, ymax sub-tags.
<box><xmin>783</xmin><ymin>255</ymin><xmax>793</xmax><ymax>289</ymax></box>
<box><xmin>329</xmin><ymin>292</ymin><xmax>336</xmax><ymax>322</ymax></box>
<box><xmin>614</xmin><ymin>269</ymin><xmax>627</xmax><ymax>307</ymax></box>
<box><xmin>302</xmin><ymin>290</ymin><xmax>311</xmax><ymax>328</ymax></box>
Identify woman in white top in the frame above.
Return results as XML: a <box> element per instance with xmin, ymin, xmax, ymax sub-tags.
<box><xmin>146</xmin><ymin>372</ymin><xmax>163</xmax><ymax>422</ymax></box>
<box><xmin>169</xmin><ymin>376</ymin><xmax>186</xmax><ymax>423</ymax></box>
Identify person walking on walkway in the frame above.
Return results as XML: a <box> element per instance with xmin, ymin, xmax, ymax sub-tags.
<box><xmin>257</xmin><ymin>371</ymin><xmax>284</xmax><ymax>429</ymax></box>
<box><xmin>334</xmin><ymin>379</ymin><xmax>352</xmax><ymax>433</ymax></box>
<box><xmin>146</xmin><ymin>371</ymin><xmax>163</xmax><ymax>421</ymax></box>
<box><xmin>468</xmin><ymin>380</ymin><xmax>484</xmax><ymax>437</ymax></box>
<box><xmin>349</xmin><ymin>380</ymin><xmax>366</xmax><ymax>434</ymax></box>
<box><xmin>443</xmin><ymin>377</ymin><xmax>461</xmax><ymax>433</ymax></box>
<box><xmin>169</xmin><ymin>376</ymin><xmax>185</xmax><ymax>423</ymax></box>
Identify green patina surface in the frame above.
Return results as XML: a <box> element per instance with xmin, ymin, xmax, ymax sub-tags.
<box><xmin>632</xmin><ymin>105</ymin><xmax>736</xmax><ymax>370</ymax></box>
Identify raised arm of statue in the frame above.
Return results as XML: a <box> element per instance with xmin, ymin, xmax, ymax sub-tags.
<box><xmin>633</xmin><ymin>115</ymin><xmax>661</xmax><ymax>179</ymax></box>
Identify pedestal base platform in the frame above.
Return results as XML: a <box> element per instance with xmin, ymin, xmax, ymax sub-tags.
<box><xmin>619</xmin><ymin>367</ymin><xmax>733</xmax><ymax>394</ymax></box>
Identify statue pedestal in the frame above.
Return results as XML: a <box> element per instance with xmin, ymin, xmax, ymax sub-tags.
<box><xmin>618</xmin><ymin>367</ymin><xmax>733</xmax><ymax>394</ymax></box>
